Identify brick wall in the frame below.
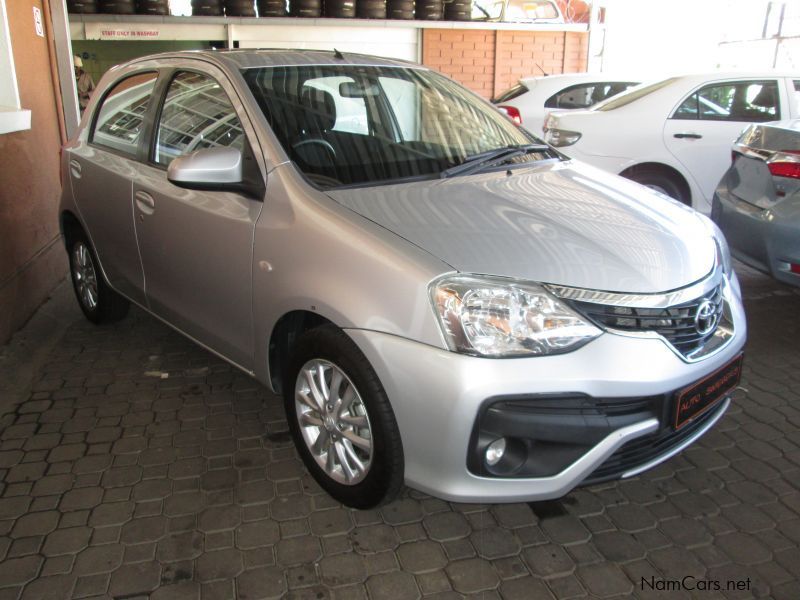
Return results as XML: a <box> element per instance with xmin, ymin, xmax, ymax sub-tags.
<box><xmin>422</xmin><ymin>29</ymin><xmax>588</xmax><ymax>100</ymax></box>
<box><xmin>422</xmin><ymin>30</ymin><xmax>497</xmax><ymax>99</ymax></box>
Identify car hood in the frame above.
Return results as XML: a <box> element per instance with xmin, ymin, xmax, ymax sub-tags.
<box><xmin>325</xmin><ymin>161</ymin><xmax>716</xmax><ymax>293</ymax></box>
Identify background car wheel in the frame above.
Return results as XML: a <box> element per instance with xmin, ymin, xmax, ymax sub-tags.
<box><xmin>625</xmin><ymin>168</ymin><xmax>689</xmax><ymax>205</ymax></box>
<box><xmin>68</xmin><ymin>233</ymin><xmax>130</xmax><ymax>324</ymax></box>
<box><xmin>284</xmin><ymin>325</ymin><xmax>403</xmax><ymax>509</ymax></box>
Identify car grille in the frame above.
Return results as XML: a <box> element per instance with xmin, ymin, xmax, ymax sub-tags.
<box><xmin>583</xmin><ymin>398</ymin><xmax>723</xmax><ymax>484</ymax></box>
<box><xmin>571</xmin><ymin>284</ymin><xmax>724</xmax><ymax>358</ymax></box>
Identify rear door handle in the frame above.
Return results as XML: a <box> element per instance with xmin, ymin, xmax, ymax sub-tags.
<box><xmin>674</xmin><ymin>133</ymin><xmax>702</xmax><ymax>139</ymax></box>
<box><xmin>69</xmin><ymin>159</ymin><xmax>81</xmax><ymax>178</ymax></box>
<box><xmin>135</xmin><ymin>191</ymin><xmax>156</xmax><ymax>216</ymax></box>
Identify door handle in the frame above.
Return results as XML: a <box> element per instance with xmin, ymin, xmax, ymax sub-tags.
<box><xmin>135</xmin><ymin>191</ymin><xmax>156</xmax><ymax>216</ymax></box>
<box><xmin>69</xmin><ymin>160</ymin><xmax>81</xmax><ymax>178</ymax></box>
<box><xmin>674</xmin><ymin>133</ymin><xmax>702</xmax><ymax>139</ymax></box>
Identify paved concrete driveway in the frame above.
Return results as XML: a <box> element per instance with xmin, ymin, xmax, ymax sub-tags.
<box><xmin>0</xmin><ymin>266</ymin><xmax>798</xmax><ymax>599</ymax></box>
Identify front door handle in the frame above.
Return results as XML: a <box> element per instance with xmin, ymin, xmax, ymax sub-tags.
<box><xmin>69</xmin><ymin>160</ymin><xmax>81</xmax><ymax>178</ymax></box>
<box><xmin>135</xmin><ymin>191</ymin><xmax>156</xmax><ymax>216</ymax></box>
<box><xmin>674</xmin><ymin>133</ymin><xmax>703</xmax><ymax>139</ymax></box>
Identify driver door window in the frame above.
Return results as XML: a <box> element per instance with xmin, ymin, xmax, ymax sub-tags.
<box><xmin>154</xmin><ymin>71</ymin><xmax>246</xmax><ymax>167</ymax></box>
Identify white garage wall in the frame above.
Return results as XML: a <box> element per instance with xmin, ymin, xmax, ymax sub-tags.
<box><xmin>593</xmin><ymin>0</ymin><xmax>795</xmax><ymax>76</ymax></box>
<box><xmin>233</xmin><ymin>24</ymin><xmax>419</xmax><ymax>62</ymax></box>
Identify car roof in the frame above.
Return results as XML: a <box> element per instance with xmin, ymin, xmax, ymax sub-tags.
<box><xmin>520</xmin><ymin>72</ymin><xmax>642</xmax><ymax>85</ymax></box>
<box><xmin>127</xmin><ymin>49</ymin><xmax>423</xmax><ymax>71</ymax></box>
<box><xmin>659</xmin><ymin>71</ymin><xmax>799</xmax><ymax>83</ymax></box>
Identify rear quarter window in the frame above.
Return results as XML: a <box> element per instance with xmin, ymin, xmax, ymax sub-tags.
<box><xmin>544</xmin><ymin>81</ymin><xmax>637</xmax><ymax>109</ymax></box>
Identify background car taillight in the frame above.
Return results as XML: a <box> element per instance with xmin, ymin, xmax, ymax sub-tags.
<box><xmin>544</xmin><ymin>128</ymin><xmax>582</xmax><ymax>147</ymax></box>
<box><xmin>767</xmin><ymin>150</ymin><xmax>800</xmax><ymax>180</ymax></box>
<box><xmin>497</xmin><ymin>105</ymin><xmax>522</xmax><ymax>125</ymax></box>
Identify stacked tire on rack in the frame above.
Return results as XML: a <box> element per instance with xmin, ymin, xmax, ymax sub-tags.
<box><xmin>97</xmin><ymin>0</ymin><xmax>135</xmax><ymax>13</ymax></box>
<box><xmin>225</xmin><ymin>0</ymin><xmax>257</xmax><ymax>16</ymax></box>
<box><xmin>290</xmin><ymin>0</ymin><xmax>321</xmax><ymax>17</ymax></box>
<box><xmin>357</xmin><ymin>0</ymin><xmax>386</xmax><ymax>18</ymax></box>
<box><xmin>387</xmin><ymin>0</ymin><xmax>413</xmax><ymax>19</ymax></box>
<box><xmin>136</xmin><ymin>0</ymin><xmax>169</xmax><ymax>14</ymax></box>
<box><xmin>443</xmin><ymin>0</ymin><xmax>470</xmax><ymax>20</ymax></box>
<box><xmin>325</xmin><ymin>0</ymin><xmax>356</xmax><ymax>18</ymax></box>
<box><xmin>191</xmin><ymin>0</ymin><xmax>224</xmax><ymax>15</ymax></box>
<box><xmin>415</xmin><ymin>0</ymin><xmax>442</xmax><ymax>19</ymax></box>
<box><xmin>67</xmin><ymin>0</ymin><xmax>98</xmax><ymax>12</ymax></box>
<box><xmin>258</xmin><ymin>0</ymin><xmax>288</xmax><ymax>16</ymax></box>
<box><xmin>66</xmin><ymin>0</ymin><xmax>462</xmax><ymax>20</ymax></box>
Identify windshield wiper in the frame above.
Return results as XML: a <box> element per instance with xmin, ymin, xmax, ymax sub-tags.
<box><xmin>440</xmin><ymin>144</ymin><xmax>551</xmax><ymax>178</ymax></box>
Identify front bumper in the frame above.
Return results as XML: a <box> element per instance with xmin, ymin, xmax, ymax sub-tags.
<box><xmin>713</xmin><ymin>188</ymin><xmax>800</xmax><ymax>287</ymax></box>
<box><xmin>345</xmin><ymin>283</ymin><xmax>746</xmax><ymax>503</ymax></box>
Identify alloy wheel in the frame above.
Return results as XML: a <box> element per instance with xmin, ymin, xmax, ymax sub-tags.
<box><xmin>72</xmin><ymin>242</ymin><xmax>99</xmax><ymax>311</ymax></box>
<box><xmin>294</xmin><ymin>359</ymin><xmax>373</xmax><ymax>485</ymax></box>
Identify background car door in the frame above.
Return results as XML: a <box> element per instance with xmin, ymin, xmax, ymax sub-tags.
<box><xmin>133</xmin><ymin>68</ymin><xmax>263</xmax><ymax>369</ymax></box>
<box><xmin>67</xmin><ymin>70</ymin><xmax>159</xmax><ymax>307</ymax></box>
<box><xmin>663</xmin><ymin>79</ymin><xmax>782</xmax><ymax>205</ymax></box>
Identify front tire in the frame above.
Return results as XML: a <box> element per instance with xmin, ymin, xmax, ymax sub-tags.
<box><xmin>284</xmin><ymin>325</ymin><xmax>403</xmax><ymax>509</ymax></box>
<box><xmin>68</xmin><ymin>232</ymin><xmax>130</xmax><ymax>324</ymax></box>
<box><xmin>625</xmin><ymin>168</ymin><xmax>689</xmax><ymax>205</ymax></box>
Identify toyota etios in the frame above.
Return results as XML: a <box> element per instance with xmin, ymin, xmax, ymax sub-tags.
<box><xmin>60</xmin><ymin>51</ymin><xmax>746</xmax><ymax>508</ymax></box>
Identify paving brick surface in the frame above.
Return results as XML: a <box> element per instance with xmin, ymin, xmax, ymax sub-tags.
<box><xmin>0</xmin><ymin>268</ymin><xmax>798</xmax><ymax>598</ymax></box>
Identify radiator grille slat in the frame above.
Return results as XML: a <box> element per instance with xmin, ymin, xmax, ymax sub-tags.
<box><xmin>571</xmin><ymin>285</ymin><xmax>724</xmax><ymax>358</ymax></box>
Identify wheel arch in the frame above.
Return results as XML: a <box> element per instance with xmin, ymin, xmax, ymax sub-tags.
<box><xmin>619</xmin><ymin>162</ymin><xmax>693</xmax><ymax>206</ymax></box>
<box><xmin>60</xmin><ymin>210</ymin><xmax>85</xmax><ymax>251</ymax></box>
<box><xmin>268</xmin><ymin>310</ymin><xmax>338</xmax><ymax>395</ymax></box>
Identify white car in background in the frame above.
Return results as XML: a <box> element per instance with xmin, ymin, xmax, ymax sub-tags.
<box><xmin>493</xmin><ymin>73</ymin><xmax>640</xmax><ymax>133</ymax></box>
<box><xmin>543</xmin><ymin>73</ymin><xmax>800</xmax><ymax>211</ymax></box>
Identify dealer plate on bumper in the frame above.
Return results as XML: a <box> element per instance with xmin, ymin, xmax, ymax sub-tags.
<box><xmin>674</xmin><ymin>354</ymin><xmax>743</xmax><ymax>430</ymax></box>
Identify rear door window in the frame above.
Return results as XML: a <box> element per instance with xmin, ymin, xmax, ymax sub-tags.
<box><xmin>672</xmin><ymin>80</ymin><xmax>780</xmax><ymax>122</ymax></box>
<box><xmin>91</xmin><ymin>71</ymin><xmax>159</xmax><ymax>158</ymax></box>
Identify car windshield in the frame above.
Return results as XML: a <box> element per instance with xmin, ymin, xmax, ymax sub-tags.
<box><xmin>243</xmin><ymin>65</ymin><xmax>552</xmax><ymax>188</ymax></box>
<box><xmin>595</xmin><ymin>77</ymin><xmax>678</xmax><ymax>111</ymax></box>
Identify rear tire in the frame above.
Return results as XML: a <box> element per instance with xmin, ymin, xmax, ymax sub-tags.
<box><xmin>624</xmin><ymin>168</ymin><xmax>689</xmax><ymax>205</ymax></box>
<box><xmin>284</xmin><ymin>325</ymin><xmax>403</xmax><ymax>509</ymax></box>
<box><xmin>67</xmin><ymin>232</ymin><xmax>130</xmax><ymax>324</ymax></box>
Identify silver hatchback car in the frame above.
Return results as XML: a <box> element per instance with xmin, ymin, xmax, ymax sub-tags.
<box><xmin>60</xmin><ymin>50</ymin><xmax>746</xmax><ymax>508</ymax></box>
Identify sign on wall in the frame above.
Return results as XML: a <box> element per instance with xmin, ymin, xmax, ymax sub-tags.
<box><xmin>85</xmin><ymin>23</ymin><xmax>161</xmax><ymax>40</ymax></box>
<box><xmin>33</xmin><ymin>7</ymin><xmax>43</xmax><ymax>37</ymax></box>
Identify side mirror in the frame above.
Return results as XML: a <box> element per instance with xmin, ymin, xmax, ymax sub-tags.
<box><xmin>167</xmin><ymin>146</ymin><xmax>243</xmax><ymax>191</ymax></box>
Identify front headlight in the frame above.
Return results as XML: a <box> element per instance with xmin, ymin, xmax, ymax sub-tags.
<box><xmin>544</xmin><ymin>128</ymin><xmax>582</xmax><ymax>147</ymax></box>
<box><xmin>430</xmin><ymin>275</ymin><xmax>602</xmax><ymax>357</ymax></box>
<box><xmin>715</xmin><ymin>236</ymin><xmax>732</xmax><ymax>277</ymax></box>
<box><xmin>700</xmin><ymin>215</ymin><xmax>733</xmax><ymax>276</ymax></box>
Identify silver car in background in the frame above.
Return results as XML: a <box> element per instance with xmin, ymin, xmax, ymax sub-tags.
<box><xmin>713</xmin><ymin>120</ymin><xmax>800</xmax><ymax>287</ymax></box>
<box><xmin>60</xmin><ymin>50</ymin><xmax>746</xmax><ymax>509</ymax></box>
